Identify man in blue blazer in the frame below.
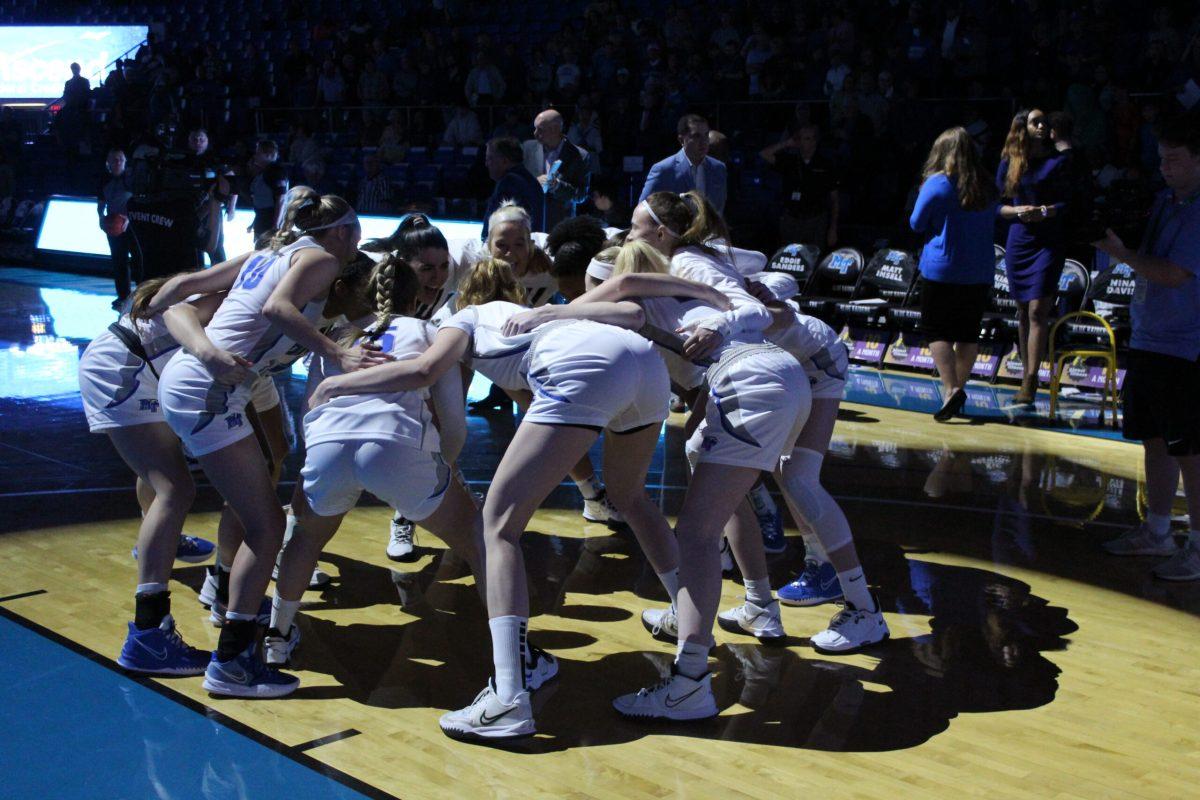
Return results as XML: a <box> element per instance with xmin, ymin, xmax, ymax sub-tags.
<box><xmin>483</xmin><ymin>136</ymin><xmax>545</xmax><ymax>237</ymax></box>
<box><xmin>638</xmin><ymin>114</ymin><xmax>727</xmax><ymax>212</ymax></box>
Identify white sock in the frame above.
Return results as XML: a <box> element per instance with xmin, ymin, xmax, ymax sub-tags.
<box><xmin>271</xmin><ymin>595</ymin><xmax>301</xmax><ymax>634</ymax></box>
<box><xmin>135</xmin><ymin>582</ymin><xmax>168</xmax><ymax>596</ymax></box>
<box><xmin>1145</xmin><ymin>513</ymin><xmax>1171</xmax><ymax>537</ymax></box>
<box><xmin>837</xmin><ymin>566</ymin><xmax>875</xmax><ymax>611</ymax></box>
<box><xmin>742</xmin><ymin>577</ymin><xmax>773</xmax><ymax>607</ymax></box>
<box><xmin>489</xmin><ymin>615</ymin><xmax>527</xmax><ymax>704</ymax></box>
<box><xmin>283</xmin><ymin>512</ymin><xmax>297</xmax><ymax>547</ymax></box>
<box><xmin>748</xmin><ymin>483</ymin><xmax>777</xmax><ymax>516</ymax></box>
<box><xmin>217</xmin><ymin>560</ymin><xmax>232</xmax><ymax>573</ymax></box>
<box><xmin>674</xmin><ymin>639</ymin><xmax>709</xmax><ymax>680</ymax></box>
<box><xmin>801</xmin><ymin>532</ymin><xmax>829</xmax><ymax>564</ymax></box>
<box><xmin>575</xmin><ymin>475</ymin><xmax>602</xmax><ymax>500</ymax></box>
<box><xmin>656</xmin><ymin>569</ymin><xmax>680</xmax><ymax>607</ymax></box>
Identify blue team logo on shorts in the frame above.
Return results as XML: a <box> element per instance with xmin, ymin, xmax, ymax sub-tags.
<box><xmin>702</xmin><ymin>436</ymin><xmax>718</xmax><ymax>452</ymax></box>
<box><xmin>139</xmin><ymin>399</ymin><xmax>160</xmax><ymax>412</ymax></box>
<box><xmin>225</xmin><ymin>414</ymin><xmax>244</xmax><ymax>430</ymax></box>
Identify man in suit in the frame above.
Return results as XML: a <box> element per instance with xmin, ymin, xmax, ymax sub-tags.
<box><xmin>522</xmin><ymin>108</ymin><xmax>590</xmax><ymax>232</ymax></box>
<box><xmin>483</xmin><ymin>136</ymin><xmax>544</xmax><ymax>237</ymax></box>
<box><xmin>638</xmin><ymin>114</ymin><xmax>728</xmax><ymax>212</ymax></box>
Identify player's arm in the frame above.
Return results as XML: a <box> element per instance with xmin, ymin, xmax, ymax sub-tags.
<box><xmin>145</xmin><ymin>252</ymin><xmax>252</xmax><ymax>315</ymax></box>
<box><xmin>309</xmin><ymin>328</ymin><xmax>470</xmax><ymax>408</ymax></box>
<box><xmin>263</xmin><ymin>249</ymin><xmax>391</xmax><ymax>373</ymax></box>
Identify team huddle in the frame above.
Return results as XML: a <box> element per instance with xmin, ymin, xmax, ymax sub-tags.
<box><xmin>78</xmin><ymin>186</ymin><xmax>889</xmax><ymax>743</ymax></box>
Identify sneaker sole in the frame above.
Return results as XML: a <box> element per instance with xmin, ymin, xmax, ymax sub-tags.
<box><xmin>762</xmin><ymin>541</ymin><xmax>787</xmax><ymax>554</ymax></box>
<box><xmin>716</xmin><ymin>615</ymin><xmax>787</xmax><ymax>645</ymax></box>
<box><xmin>439</xmin><ymin>722</ymin><xmax>536</xmax><ymax>742</ymax></box>
<box><xmin>1103</xmin><ymin>545</ymin><xmax>1179</xmax><ymax>557</ymax></box>
<box><xmin>176</xmin><ymin>551</ymin><xmax>215</xmax><ymax>564</ymax></box>
<box><xmin>1153</xmin><ymin>569</ymin><xmax>1200</xmax><ymax>582</ymax></box>
<box><xmin>778</xmin><ymin>593</ymin><xmax>843</xmax><ymax>608</ymax></box>
<box><xmin>811</xmin><ymin>630</ymin><xmax>890</xmax><ymax>654</ymax></box>
<box><xmin>202</xmin><ymin>676</ymin><xmax>299</xmax><ymax>698</ymax></box>
<box><xmin>640</xmin><ymin>616</ymin><xmax>678</xmax><ymax>644</ymax></box>
<box><xmin>612</xmin><ymin>701</ymin><xmax>719</xmax><ymax>721</ymax></box>
<box><xmin>386</xmin><ymin>549</ymin><xmax>420</xmax><ymax>563</ymax></box>
<box><xmin>117</xmin><ymin>658</ymin><xmax>207</xmax><ymax>676</ymax></box>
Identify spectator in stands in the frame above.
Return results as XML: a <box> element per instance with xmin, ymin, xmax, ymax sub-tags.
<box><xmin>356</xmin><ymin>152</ymin><xmax>394</xmax><ymax>214</ymax></box>
<box><xmin>580</xmin><ymin>175</ymin><xmax>630</xmax><ymax>229</ymax></box>
<box><xmin>490</xmin><ymin>107</ymin><xmax>528</xmax><ymax>142</ymax></box>
<box><xmin>465</xmin><ymin>51</ymin><xmax>506</xmax><ymax>107</ymax></box>
<box><xmin>760</xmin><ymin>122</ymin><xmax>840</xmax><ymax>248</ymax></box>
<box><xmin>567</xmin><ymin>100</ymin><xmax>603</xmax><ymax>157</ymax></box>
<box><xmin>997</xmin><ymin>109</ymin><xmax>1071</xmax><ymax>405</ymax></box>
<box><xmin>638</xmin><ymin>113</ymin><xmax>727</xmax><ymax>213</ymax></box>
<box><xmin>59</xmin><ymin>62</ymin><xmax>91</xmax><ymax>153</ymax></box>
<box><xmin>316</xmin><ymin>59</ymin><xmax>346</xmax><ymax>105</ymax></box>
<box><xmin>483</xmin><ymin>137</ymin><xmax>543</xmax><ymax>236</ymax></box>
<box><xmin>288</xmin><ymin>121</ymin><xmax>321</xmax><ymax>166</ymax></box>
<box><xmin>378</xmin><ymin>111</ymin><xmax>409</xmax><ymax>164</ymax></box>
<box><xmin>1096</xmin><ymin>116</ymin><xmax>1200</xmax><ymax>582</ymax></box>
<box><xmin>97</xmin><ymin>148</ymin><xmax>136</xmax><ymax>309</ymax></box>
<box><xmin>523</xmin><ymin>108</ymin><xmax>591</xmax><ymax>230</ymax></box>
<box><xmin>442</xmin><ymin>103</ymin><xmax>484</xmax><ymax>147</ymax></box>
<box><xmin>301</xmin><ymin>158</ymin><xmax>335</xmax><ymax>196</ymax></box>
<box><xmin>909</xmin><ymin>127</ymin><xmax>998</xmax><ymax>422</ymax></box>
<box><xmin>244</xmin><ymin>140</ymin><xmax>288</xmax><ymax>240</ymax></box>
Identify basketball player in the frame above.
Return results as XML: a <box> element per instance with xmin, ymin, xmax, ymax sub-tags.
<box><xmin>306</xmin><ymin>257</ymin><xmax>730</xmax><ymax>740</ymax></box>
<box><xmin>80</xmin><ymin>278</ymin><xmax>232</xmax><ymax>676</ymax></box>
<box><xmin>156</xmin><ymin>195</ymin><xmax>388</xmax><ymax>698</ymax></box>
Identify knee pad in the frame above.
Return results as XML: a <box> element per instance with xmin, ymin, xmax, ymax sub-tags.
<box><xmin>779</xmin><ymin>447</ymin><xmax>853</xmax><ymax>553</ymax></box>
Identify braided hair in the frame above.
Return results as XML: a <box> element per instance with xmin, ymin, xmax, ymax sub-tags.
<box><xmin>361</xmin><ymin>252</ymin><xmax>420</xmax><ymax>342</ymax></box>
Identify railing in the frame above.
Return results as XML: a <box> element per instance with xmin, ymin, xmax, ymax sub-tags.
<box><xmin>249</xmin><ymin>96</ymin><xmax>1025</xmax><ymax>139</ymax></box>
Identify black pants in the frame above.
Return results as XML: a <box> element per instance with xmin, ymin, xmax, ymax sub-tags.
<box><xmin>107</xmin><ymin>231</ymin><xmax>139</xmax><ymax>301</ymax></box>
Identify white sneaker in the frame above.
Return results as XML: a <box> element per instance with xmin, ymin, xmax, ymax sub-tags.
<box><xmin>1152</xmin><ymin>544</ymin><xmax>1200</xmax><ymax>581</ymax></box>
<box><xmin>1102</xmin><ymin>524</ymin><xmax>1178</xmax><ymax>556</ymax></box>
<box><xmin>717</xmin><ymin>598</ymin><xmax>786</xmax><ymax>644</ymax></box>
<box><xmin>811</xmin><ymin>597</ymin><xmax>890</xmax><ymax>653</ymax></box>
<box><xmin>525</xmin><ymin>645</ymin><xmax>558</xmax><ymax>691</ymax></box>
<box><xmin>720</xmin><ymin>537</ymin><xmax>734</xmax><ymax>574</ymax></box>
<box><xmin>612</xmin><ymin>668</ymin><xmax>719</xmax><ymax>721</ymax></box>
<box><xmin>263</xmin><ymin>624</ymin><xmax>301</xmax><ymax>666</ymax></box>
<box><xmin>582</xmin><ymin>489</ymin><xmax>624</xmax><ymax>525</ymax></box>
<box><xmin>641</xmin><ymin>606</ymin><xmax>678</xmax><ymax>643</ymax></box>
<box><xmin>439</xmin><ymin>681</ymin><xmax>535</xmax><ymax>742</ymax></box>
<box><xmin>387</xmin><ymin>515</ymin><xmax>417</xmax><ymax>561</ymax></box>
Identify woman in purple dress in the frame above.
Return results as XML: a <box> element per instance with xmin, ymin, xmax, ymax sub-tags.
<box><xmin>997</xmin><ymin>109</ymin><xmax>1071</xmax><ymax>404</ymax></box>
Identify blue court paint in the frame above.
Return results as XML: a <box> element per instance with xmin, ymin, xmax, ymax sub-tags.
<box><xmin>0</xmin><ymin>614</ymin><xmax>378</xmax><ymax>800</ymax></box>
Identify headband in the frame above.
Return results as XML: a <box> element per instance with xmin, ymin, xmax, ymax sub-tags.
<box><xmin>638</xmin><ymin>201</ymin><xmax>680</xmax><ymax>238</ymax></box>
<box><xmin>300</xmin><ymin>208</ymin><xmax>359</xmax><ymax>233</ymax></box>
<box><xmin>586</xmin><ymin>257</ymin><xmax>614</xmax><ymax>281</ymax></box>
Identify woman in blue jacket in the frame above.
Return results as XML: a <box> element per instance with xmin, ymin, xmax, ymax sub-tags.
<box><xmin>910</xmin><ymin>127</ymin><xmax>998</xmax><ymax>421</ymax></box>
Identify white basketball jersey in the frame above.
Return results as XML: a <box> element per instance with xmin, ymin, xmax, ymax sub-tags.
<box><xmin>774</xmin><ymin>302</ymin><xmax>841</xmax><ymax>363</ymax></box>
<box><xmin>303</xmin><ymin>316</ymin><xmax>440</xmax><ymax>450</ymax></box>
<box><xmin>639</xmin><ymin>296</ymin><xmax>764</xmax><ymax>390</ymax></box>
<box><xmin>520</xmin><ymin>270</ymin><xmax>559</xmax><ymax>307</ymax></box>
<box><xmin>117</xmin><ymin>312</ymin><xmax>179</xmax><ymax>366</ymax></box>
<box><xmin>204</xmin><ymin>237</ymin><xmax>329</xmax><ymax>377</ymax></box>
<box><xmin>441</xmin><ymin>301</ymin><xmax>537</xmax><ymax>391</ymax></box>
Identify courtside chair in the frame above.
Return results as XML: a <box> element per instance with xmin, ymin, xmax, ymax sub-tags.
<box><xmin>1048</xmin><ymin>261</ymin><xmax>1120</xmax><ymax>428</ymax></box>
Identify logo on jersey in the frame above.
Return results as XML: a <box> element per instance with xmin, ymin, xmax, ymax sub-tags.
<box><xmin>225</xmin><ymin>414</ymin><xmax>244</xmax><ymax>430</ymax></box>
<box><xmin>139</xmin><ymin>399</ymin><xmax>160</xmax><ymax>412</ymax></box>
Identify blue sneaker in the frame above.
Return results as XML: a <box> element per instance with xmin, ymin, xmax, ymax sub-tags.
<box><xmin>757</xmin><ymin>507</ymin><xmax>787</xmax><ymax>554</ymax></box>
<box><xmin>117</xmin><ymin>614</ymin><xmax>210</xmax><ymax>676</ymax></box>
<box><xmin>778</xmin><ymin>559</ymin><xmax>843</xmax><ymax>606</ymax></box>
<box><xmin>132</xmin><ymin>534</ymin><xmax>215</xmax><ymax>564</ymax></box>
<box><xmin>202</xmin><ymin>645</ymin><xmax>299</xmax><ymax>698</ymax></box>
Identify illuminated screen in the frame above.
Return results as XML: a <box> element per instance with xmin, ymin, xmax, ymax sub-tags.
<box><xmin>37</xmin><ymin>198</ymin><xmax>484</xmax><ymax>263</ymax></box>
<box><xmin>0</xmin><ymin>26</ymin><xmax>148</xmax><ymax>99</ymax></box>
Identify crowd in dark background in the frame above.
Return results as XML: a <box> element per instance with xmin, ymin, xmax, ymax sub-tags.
<box><xmin>4</xmin><ymin>0</ymin><xmax>1200</xmax><ymax>251</ymax></box>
